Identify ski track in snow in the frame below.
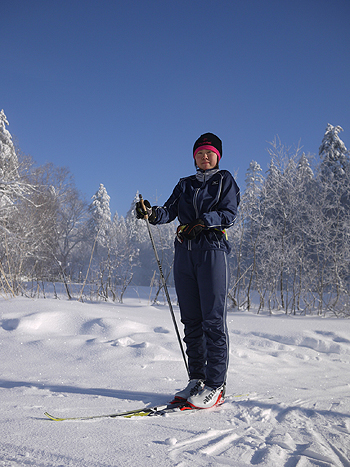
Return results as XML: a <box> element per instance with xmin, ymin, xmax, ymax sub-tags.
<box><xmin>1</xmin><ymin>289</ymin><xmax>350</xmax><ymax>466</ymax></box>
<box><xmin>167</xmin><ymin>398</ymin><xmax>350</xmax><ymax>466</ymax></box>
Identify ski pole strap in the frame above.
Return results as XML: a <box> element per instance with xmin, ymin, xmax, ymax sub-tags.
<box><xmin>176</xmin><ymin>225</ymin><xmax>186</xmax><ymax>243</ymax></box>
<box><xmin>138</xmin><ymin>197</ymin><xmax>149</xmax><ymax>220</ymax></box>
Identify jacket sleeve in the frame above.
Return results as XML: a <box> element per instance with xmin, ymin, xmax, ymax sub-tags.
<box><xmin>201</xmin><ymin>172</ymin><xmax>240</xmax><ymax>230</ymax></box>
<box><xmin>149</xmin><ymin>180</ymin><xmax>183</xmax><ymax>225</ymax></box>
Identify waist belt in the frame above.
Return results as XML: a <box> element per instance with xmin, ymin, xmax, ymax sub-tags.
<box><xmin>176</xmin><ymin>225</ymin><xmax>227</xmax><ymax>243</ymax></box>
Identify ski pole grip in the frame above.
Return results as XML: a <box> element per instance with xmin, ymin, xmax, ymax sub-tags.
<box><xmin>139</xmin><ymin>194</ymin><xmax>148</xmax><ymax>220</ymax></box>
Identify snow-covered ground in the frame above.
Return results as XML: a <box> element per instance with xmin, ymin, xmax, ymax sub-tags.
<box><xmin>1</xmin><ymin>286</ymin><xmax>350</xmax><ymax>466</ymax></box>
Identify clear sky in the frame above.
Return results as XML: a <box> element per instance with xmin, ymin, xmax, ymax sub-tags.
<box><xmin>2</xmin><ymin>0</ymin><xmax>350</xmax><ymax>217</ymax></box>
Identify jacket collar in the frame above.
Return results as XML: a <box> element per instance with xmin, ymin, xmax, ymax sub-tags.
<box><xmin>195</xmin><ymin>168</ymin><xmax>220</xmax><ymax>183</ymax></box>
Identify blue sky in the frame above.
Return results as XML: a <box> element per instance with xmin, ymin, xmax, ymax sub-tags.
<box><xmin>2</xmin><ymin>0</ymin><xmax>350</xmax><ymax>217</ymax></box>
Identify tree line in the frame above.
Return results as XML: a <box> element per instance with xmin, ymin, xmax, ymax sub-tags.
<box><xmin>1</xmin><ymin>110</ymin><xmax>349</xmax><ymax>315</ymax></box>
<box><xmin>230</xmin><ymin>126</ymin><xmax>350</xmax><ymax>316</ymax></box>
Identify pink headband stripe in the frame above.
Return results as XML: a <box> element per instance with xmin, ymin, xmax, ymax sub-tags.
<box><xmin>193</xmin><ymin>145</ymin><xmax>221</xmax><ymax>161</ymax></box>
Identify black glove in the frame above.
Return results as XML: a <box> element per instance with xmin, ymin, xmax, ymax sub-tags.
<box><xmin>135</xmin><ymin>199</ymin><xmax>156</xmax><ymax>223</ymax></box>
<box><xmin>181</xmin><ymin>219</ymin><xmax>205</xmax><ymax>240</ymax></box>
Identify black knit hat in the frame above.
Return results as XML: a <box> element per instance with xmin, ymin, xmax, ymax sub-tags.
<box><xmin>193</xmin><ymin>132</ymin><xmax>222</xmax><ymax>161</ymax></box>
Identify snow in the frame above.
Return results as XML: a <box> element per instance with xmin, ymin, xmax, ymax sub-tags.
<box><xmin>1</xmin><ymin>287</ymin><xmax>350</xmax><ymax>466</ymax></box>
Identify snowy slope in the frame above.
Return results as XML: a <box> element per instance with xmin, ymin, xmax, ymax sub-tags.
<box><xmin>1</xmin><ymin>288</ymin><xmax>350</xmax><ymax>466</ymax></box>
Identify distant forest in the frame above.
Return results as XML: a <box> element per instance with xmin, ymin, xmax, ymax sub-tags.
<box><xmin>1</xmin><ymin>109</ymin><xmax>350</xmax><ymax>316</ymax></box>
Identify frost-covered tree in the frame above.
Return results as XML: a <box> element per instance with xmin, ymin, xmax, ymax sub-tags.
<box><xmin>86</xmin><ymin>184</ymin><xmax>113</xmax><ymax>299</ymax></box>
<box><xmin>37</xmin><ymin>164</ymin><xmax>89</xmax><ymax>279</ymax></box>
<box><xmin>0</xmin><ymin>110</ymin><xmax>19</xmax><ymax>183</ymax></box>
<box><xmin>232</xmin><ymin>161</ymin><xmax>264</xmax><ymax>308</ymax></box>
<box><xmin>9</xmin><ymin>163</ymin><xmax>88</xmax><ymax>299</ymax></box>
<box><xmin>255</xmin><ymin>140</ymin><xmax>308</xmax><ymax>313</ymax></box>
<box><xmin>317</xmin><ymin>125</ymin><xmax>350</xmax><ymax>311</ymax></box>
<box><xmin>88</xmin><ymin>183</ymin><xmax>111</xmax><ymax>249</ymax></box>
<box><xmin>296</xmin><ymin>153</ymin><xmax>314</xmax><ymax>182</ymax></box>
<box><xmin>0</xmin><ymin>110</ymin><xmax>35</xmax><ymax>294</ymax></box>
<box><xmin>319</xmin><ymin>124</ymin><xmax>350</xmax><ymax>181</ymax></box>
<box><xmin>245</xmin><ymin>161</ymin><xmax>264</xmax><ymax>199</ymax></box>
<box><xmin>0</xmin><ymin>110</ymin><xmax>29</xmax><ymax>222</ymax></box>
<box><xmin>125</xmin><ymin>192</ymin><xmax>148</xmax><ymax>245</ymax></box>
<box><xmin>107</xmin><ymin>212</ymin><xmax>140</xmax><ymax>301</ymax></box>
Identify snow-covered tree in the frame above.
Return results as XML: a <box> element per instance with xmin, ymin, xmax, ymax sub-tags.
<box><xmin>254</xmin><ymin>140</ymin><xmax>309</xmax><ymax>313</ymax></box>
<box><xmin>316</xmin><ymin>125</ymin><xmax>350</xmax><ymax>311</ymax></box>
<box><xmin>0</xmin><ymin>110</ymin><xmax>29</xmax><ymax>221</ymax></box>
<box><xmin>125</xmin><ymin>192</ymin><xmax>148</xmax><ymax>244</ymax></box>
<box><xmin>296</xmin><ymin>153</ymin><xmax>314</xmax><ymax>182</ymax></box>
<box><xmin>107</xmin><ymin>212</ymin><xmax>140</xmax><ymax>301</ymax></box>
<box><xmin>0</xmin><ymin>111</ymin><xmax>35</xmax><ymax>294</ymax></box>
<box><xmin>231</xmin><ymin>161</ymin><xmax>264</xmax><ymax>308</ymax></box>
<box><xmin>244</xmin><ymin>161</ymin><xmax>264</xmax><ymax>201</ymax></box>
<box><xmin>88</xmin><ymin>183</ymin><xmax>112</xmax><ymax>248</ymax></box>
<box><xmin>43</xmin><ymin>165</ymin><xmax>89</xmax><ymax>279</ymax></box>
<box><xmin>319</xmin><ymin>124</ymin><xmax>350</xmax><ymax>181</ymax></box>
<box><xmin>0</xmin><ymin>110</ymin><xmax>19</xmax><ymax>178</ymax></box>
<box><xmin>85</xmin><ymin>184</ymin><xmax>112</xmax><ymax>299</ymax></box>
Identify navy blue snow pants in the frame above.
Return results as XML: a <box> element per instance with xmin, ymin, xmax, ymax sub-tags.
<box><xmin>174</xmin><ymin>246</ymin><xmax>230</xmax><ymax>389</ymax></box>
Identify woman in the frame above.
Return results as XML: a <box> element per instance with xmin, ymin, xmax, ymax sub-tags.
<box><xmin>136</xmin><ymin>133</ymin><xmax>240</xmax><ymax>409</ymax></box>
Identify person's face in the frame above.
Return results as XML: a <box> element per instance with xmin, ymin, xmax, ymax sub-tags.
<box><xmin>195</xmin><ymin>150</ymin><xmax>218</xmax><ymax>170</ymax></box>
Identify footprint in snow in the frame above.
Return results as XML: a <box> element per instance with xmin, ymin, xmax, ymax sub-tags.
<box><xmin>154</xmin><ymin>326</ymin><xmax>170</xmax><ymax>334</ymax></box>
<box><xmin>1</xmin><ymin>318</ymin><xmax>20</xmax><ymax>331</ymax></box>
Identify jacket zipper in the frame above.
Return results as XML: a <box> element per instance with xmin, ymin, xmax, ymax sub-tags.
<box><xmin>188</xmin><ymin>172</ymin><xmax>209</xmax><ymax>251</ymax></box>
<box><xmin>193</xmin><ymin>171</ymin><xmax>207</xmax><ymax>218</ymax></box>
<box><xmin>193</xmin><ymin>188</ymin><xmax>200</xmax><ymax>218</ymax></box>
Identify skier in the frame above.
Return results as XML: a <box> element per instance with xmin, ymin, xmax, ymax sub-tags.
<box><xmin>136</xmin><ymin>133</ymin><xmax>240</xmax><ymax>409</ymax></box>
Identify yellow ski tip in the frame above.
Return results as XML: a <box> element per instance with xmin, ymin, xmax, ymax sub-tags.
<box><xmin>44</xmin><ymin>412</ymin><xmax>65</xmax><ymax>421</ymax></box>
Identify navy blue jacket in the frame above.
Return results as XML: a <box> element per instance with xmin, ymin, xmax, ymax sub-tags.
<box><xmin>151</xmin><ymin>168</ymin><xmax>240</xmax><ymax>254</ymax></box>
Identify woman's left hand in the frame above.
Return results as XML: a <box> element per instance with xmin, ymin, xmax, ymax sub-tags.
<box><xmin>181</xmin><ymin>219</ymin><xmax>205</xmax><ymax>240</ymax></box>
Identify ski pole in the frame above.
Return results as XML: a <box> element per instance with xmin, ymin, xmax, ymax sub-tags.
<box><xmin>139</xmin><ymin>194</ymin><xmax>189</xmax><ymax>378</ymax></box>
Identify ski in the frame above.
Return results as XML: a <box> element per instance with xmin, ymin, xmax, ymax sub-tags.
<box><xmin>44</xmin><ymin>393</ymin><xmax>251</xmax><ymax>421</ymax></box>
<box><xmin>44</xmin><ymin>400</ymin><xmax>190</xmax><ymax>421</ymax></box>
